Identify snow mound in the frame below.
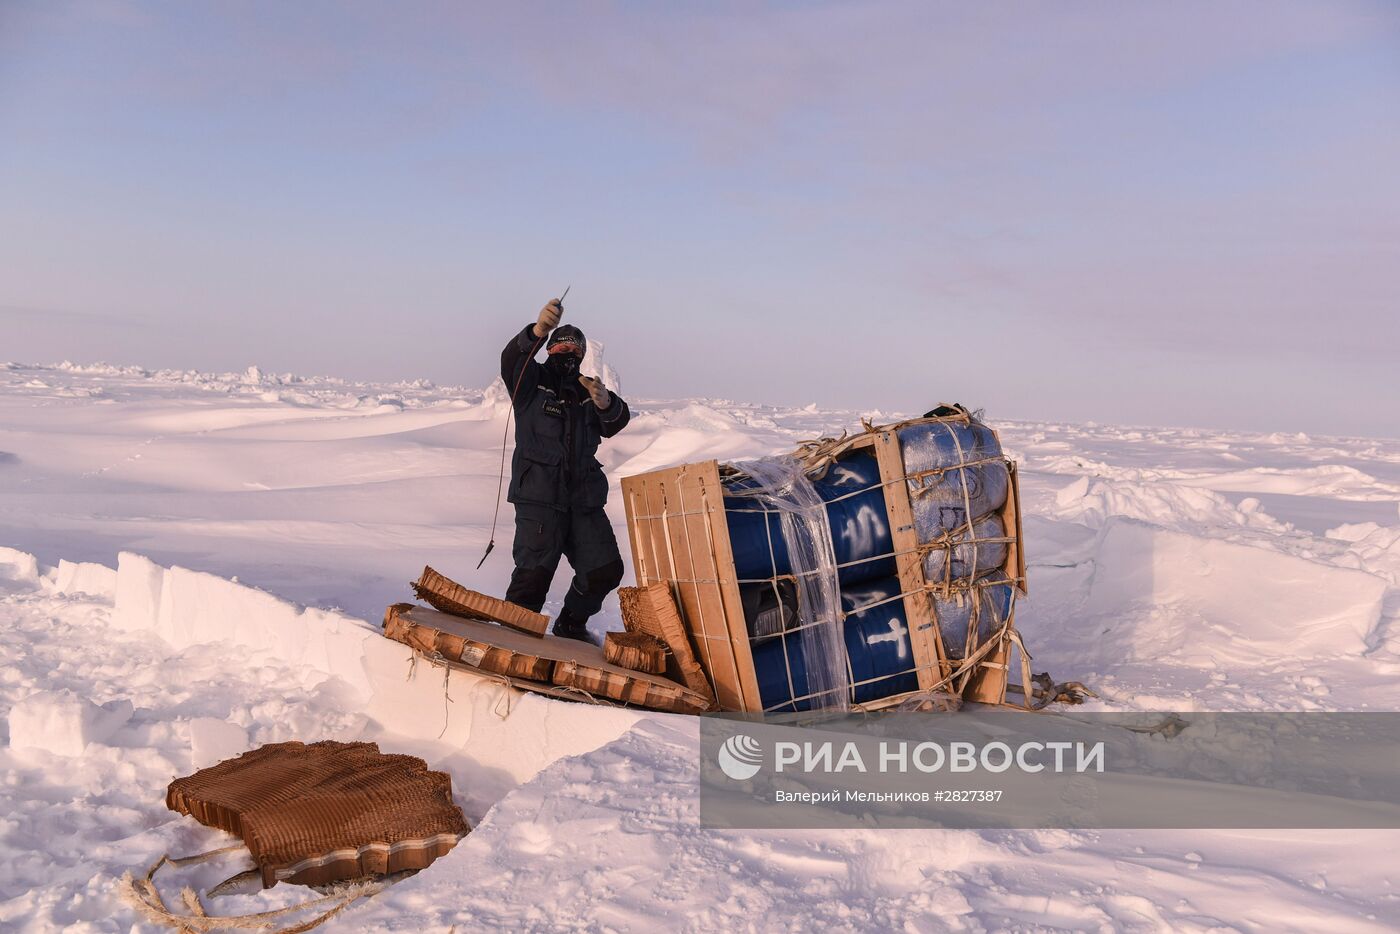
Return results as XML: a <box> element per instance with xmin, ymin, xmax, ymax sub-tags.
<box><xmin>1052</xmin><ymin>475</ymin><xmax>1290</xmax><ymax>533</ymax></box>
<box><xmin>1193</xmin><ymin>464</ymin><xmax>1400</xmax><ymax>501</ymax></box>
<box><xmin>8</xmin><ymin>690</ymin><xmax>133</xmax><ymax>757</ymax></box>
<box><xmin>1327</xmin><ymin>521</ymin><xmax>1400</xmax><ymax>585</ymax></box>
<box><xmin>603</xmin><ymin>402</ymin><xmax>793</xmax><ymax>478</ymax></box>
<box><xmin>1079</xmin><ymin>519</ymin><xmax>1387</xmax><ymax>665</ymax></box>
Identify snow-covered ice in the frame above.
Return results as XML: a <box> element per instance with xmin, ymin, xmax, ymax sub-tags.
<box><xmin>1</xmin><ymin>361</ymin><xmax>1398</xmax><ymax>930</ymax></box>
<box><xmin>8</xmin><ymin>691</ymin><xmax>133</xmax><ymax>758</ymax></box>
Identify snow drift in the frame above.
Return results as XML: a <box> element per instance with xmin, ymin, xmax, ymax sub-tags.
<box><xmin>3</xmin><ymin>360</ymin><xmax>1399</xmax><ymax>930</ymax></box>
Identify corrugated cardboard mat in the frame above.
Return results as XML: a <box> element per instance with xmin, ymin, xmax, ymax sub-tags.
<box><xmin>384</xmin><ymin>602</ymin><xmax>714</xmax><ymax>714</ymax></box>
<box><xmin>121</xmin><ymin>741</ymin><xmax>468</xmax><ymax>931</ymax></box>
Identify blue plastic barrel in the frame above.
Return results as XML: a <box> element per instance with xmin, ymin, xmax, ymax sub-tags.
<box><xmin>724</xmin><ymin>427</ymin><xmax>1009</xmax><ymax>588</ymax></box>
<box><xmin>724</xmin><ymin>448</ymin><xmax>894</xmax><ymax>586</ymax></box>
<box><xmin>753</xmin><ymin>577</ymin><xmax>920</xmax><ymax>711</ymax></box>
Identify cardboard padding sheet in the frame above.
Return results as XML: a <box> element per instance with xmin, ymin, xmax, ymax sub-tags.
<box><xmin>384</xmin><ymin>604</ymin><xmax>714</xmax><ymax>715</ymax></box>
<box><xmin>411</xmin><ymin>566</ymin><xmax>549</xmax><ymax>637</ymax></box>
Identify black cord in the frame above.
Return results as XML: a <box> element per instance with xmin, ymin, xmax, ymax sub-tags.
<box><xmin>477</xmin><ymin>328</ymin><xmax>547</xmax><ymax>569</ymax></box>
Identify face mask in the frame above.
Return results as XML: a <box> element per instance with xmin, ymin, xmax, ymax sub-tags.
<box><xmin>548</xmin><ymin>353</ymin><xmax>581</xmax><ymax>380</ymax></box>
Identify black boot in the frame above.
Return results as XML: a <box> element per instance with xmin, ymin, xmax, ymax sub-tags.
<box><xmin>551</xmin><ymin>607</ymin><xmax>600</xmax><ymax>646</ymax></box>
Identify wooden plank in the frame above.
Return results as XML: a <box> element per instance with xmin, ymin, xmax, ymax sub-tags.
<box><xmin>628</xmin><ymin>467</ymin><xmax>677</xmax><ymax>589</ymax></box>
<box><xmin>643</xmin><ymin>463</ymin><xmax>746</xmax><ymax>711</ymax></box>
<box><xmin>673</xmin><ymin>464</ymin><xmax>729</xmax><ymax>702</ymax></box>
<box><xmin>963</xmin><ymin>609</ymin><xmax>1013</xmax><ymax>705</ymax></box>
<box><xmin>684</xmin><ymin>460</ymin><xmax>762</xmax><ymax>711</ymax></box>
<box><xmin>1004</xmin><ymin>459</ymin><xmax>1028</xmax><ymax>596</ymax></box>
<box><xmin>621</xmin><ymin>475</ymin><xmax>648</xmax><ymax>585</ymax></box>
<box><xmin>670</xmin><ymin>463</ymin><xmax>747</xmax><ymax>712</ymax></box>
<box><xmin>874</xmin><ymin>429</ymin><xmax>949</xmax><ymax>686</ymax></box>
<box><xmin>617</xmin><ymin>459</ymin><xmax>761</xmax><ymax>712</ymax></box>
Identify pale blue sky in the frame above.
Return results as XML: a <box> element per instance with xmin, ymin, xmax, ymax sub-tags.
<box><xmin>2</xmin><ymin>1</ymin><xmax>1397</xmax><ymax>435</ymax></box>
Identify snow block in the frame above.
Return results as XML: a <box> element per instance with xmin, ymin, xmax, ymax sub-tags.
<box><xmin>356</xmin><ymin>626</ymin><xmax>646</xmax><ymax>786</ymax></box>
<box><xmin>360</xmin><ymin>634</ymin><xmax>446</xmax><ymax>737</ymax></box>
<box><xmin>113</xmin><ymin>552</ymin><xmax>376</xmax><ymax>696</ymax></box>
<box><xmin>304</xmin><ymin>607</ymin><xmax>375</xmax><ymax>697</ymax></box>
<box><xmin>159</xmin><ymin>566</ymin><xmax>304</xmax><ymax>652</ymax></box>
<box><xmin>0</xmin><ymin>547</ymin><xmax>40</xmax><ymax>589</ymax></box>
<box><xmin>52</xmin><ymin>559</ymin><xmax>118</xmax><ymax>600</ymax></box>
<box><xmin>106</xmin><ymin>551</ymin><xmax>635</xmax><ymax>786</ymax></box>
<box><xmin>189</xmin><ymin>717</ymin><xmax>250</xmax><ymax>769</ymax></box>
<box><xmin>113</xmin><ymin>552</ymin><xmax>167</xmax><ymax>632</ymax></box>
<box><xmin>1085</xmin><ymin>518</ymin><xmax>1387</xmax><ymax>663</ymax></box>
<box><xmin>8</xmin><ymin>690</ymin><xmax>133</xmax><ymax>757</ymax></box>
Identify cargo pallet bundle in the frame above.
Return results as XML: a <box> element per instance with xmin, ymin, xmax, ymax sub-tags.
<box><xmin>620</xmin><ymin>406</ymin><xmax>1040</xmax><ymax>714</ymax></box>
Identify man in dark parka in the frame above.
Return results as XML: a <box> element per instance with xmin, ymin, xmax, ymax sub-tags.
<box><xmin>500</xmin><ymin>297</ymin><xmax>630</xmax><ymax>643</ymax></box>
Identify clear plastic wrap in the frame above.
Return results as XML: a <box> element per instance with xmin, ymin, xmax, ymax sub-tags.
<box><xmin>729</xmin><ymin>456</ymin><xmax>851</xmax><ymax>711</ymax></box>
<box><xmin>724</xmin><ymin>450</ymin><xmax>893</xmax><ymax>587</ymax></box>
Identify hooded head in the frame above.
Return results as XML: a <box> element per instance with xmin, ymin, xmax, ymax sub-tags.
<box><xmin>545</xmin><ymin>324</ymin><xmax>586</xmax><ymax>381</ymax></box>
<box><xmin>546</xmin><ymin>324</ymin><xmax>586</xmax><ymax>359</ymax></box>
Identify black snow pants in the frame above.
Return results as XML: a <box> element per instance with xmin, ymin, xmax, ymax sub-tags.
<box><xmin>504</xmin><ymin>503</ymin><xmax>625</xmax><ymax>621</ymax></box>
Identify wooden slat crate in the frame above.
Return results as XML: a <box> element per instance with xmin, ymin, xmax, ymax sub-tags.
<box><xmin>620</xmin><ymin>415</ymin><xmax>1027</xmax><ymax>712</ymax></box>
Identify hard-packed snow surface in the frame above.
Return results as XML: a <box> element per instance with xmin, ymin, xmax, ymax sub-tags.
<box><xmin>1</xmin><ymin>361</ymin><xmax>1398</xmax><ymax>931</ymax></box>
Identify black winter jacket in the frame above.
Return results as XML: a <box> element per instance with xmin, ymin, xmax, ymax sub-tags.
<box><xmin>501</xmin><ymin>323</ymin><xmax>631</xmax><ymax>510</ymax></box>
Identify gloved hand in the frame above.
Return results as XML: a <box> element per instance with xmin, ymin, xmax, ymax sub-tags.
<box><xmin>578</xmin><ymin>375</ymin><xmax>611</xmax><ymax>410</ymax></box>
<box><xmin>533</xmin><ymin>298</ymin><xmax>563</xmax><ymax>338</ymax></box>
